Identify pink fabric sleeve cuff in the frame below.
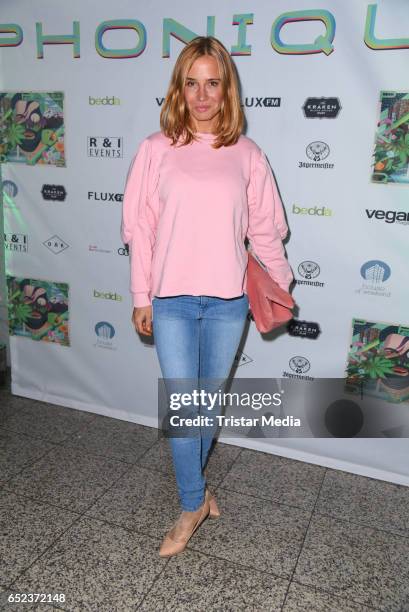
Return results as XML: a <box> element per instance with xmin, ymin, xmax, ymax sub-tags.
<box><xmin>132</xmin><ymin>292</ymin><xmax>152</xmax><ymax>308</ymax></box>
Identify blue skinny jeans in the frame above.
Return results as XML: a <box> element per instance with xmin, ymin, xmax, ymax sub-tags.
<box><xmin>152</xmin><ymin>293</ymin><xmax>249</xmax><ymax>511</ymax></box>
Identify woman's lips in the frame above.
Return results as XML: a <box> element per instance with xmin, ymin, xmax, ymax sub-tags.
<box><xmin>196</xmin><ymin>106</ymin><xmax>210</xmax><ymax>112</ymax></box>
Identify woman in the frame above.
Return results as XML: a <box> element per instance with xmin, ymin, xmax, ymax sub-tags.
<box><xmin>121</xmin><ymin>36</ymin><xmax>293</xmax><ymax>558</ymax></box>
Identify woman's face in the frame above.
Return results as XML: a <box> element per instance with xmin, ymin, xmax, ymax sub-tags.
<box><xmin>184</xmin><ymin>54</ymin><xmax>224</xmax><ymax>133</ymax></box>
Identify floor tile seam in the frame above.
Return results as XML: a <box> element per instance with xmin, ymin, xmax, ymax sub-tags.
<box><xmin>215</xmin><ymin>485</ymin><xmax>318</xmax><ymax>515</ymax></box>
<box><xmin>1</xmin><ymin>457</ymin><xmax>138</xmax><ymax>523</ymax></box>
<box><xmin>210</xmin><ymin>446</ymin><xmax>246</xmax><ymax>493</ymax></box>
<box><xmin>1</xmin><ymin>427</ymin><xmax>160</xmax><ymax>470</ymax></box>
<box><xmin>214</xmin><ymin>484</ymin><xmax>409</xmax><ymax>542</ymax></box>
<box><xmin>311</xmin><ymin>508</ymin><xmax>409</xmax><ymax>542</ymax></box>
<box><xmin>285</xmin><ymin>578</ymin><xmax>387</xmax><ymax>611</ymax></box>
<box><xmin>4</xmin><ymin>505</ymin><xmax>166</xmax><ymax>593</ymax></box>
<box><xmin>280</xmin><ymin>467</ymin><xmax>328</xmax><ymax>611</ymax></box>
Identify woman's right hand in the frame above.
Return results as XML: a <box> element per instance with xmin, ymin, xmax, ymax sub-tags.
<box><xmin>132</xmin><ymin>306</ymin><xmax>153</xmax><ymax>336</ymax></box>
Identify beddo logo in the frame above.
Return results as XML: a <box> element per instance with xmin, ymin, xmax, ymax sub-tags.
<box><xmin>88</xmin><ymin>191</ymin><xmax>123</xmax><ymax>203</ymax></box>
<box><xmin>43</xmin><ymin>235</ymin><xmax>69</xmax><ymax>254</ymax></box>
<box><xmin>302</xmin><ymin>97</ymin><xmax>341</xmax><ymax>118</ymax></box>
<box><xmin>366</xmin><ymin>209</ymin><xmax>409</xmax><ymax>225</ymax></box>
<box><xmin>87</xmin><ymin>136</ymin><xmax>123</xmax><ymax>158</ymax></box>
<box><xmin>94</xmin><ymin>321</ymin><xmax>117</xmax><ymax>350</ymax></box>
<box><xmin>41</xmin><ymin>184</ymin><xmax>66</xmax><ymax>201</ymax></box>
<box><xmin>89</xmin><ymin>96</ymin><xmax>120</xmax><ymax>105</ymax></box>
<box><xmin>93</xmin><ymin>290</ymin><xmax>123</xmax><ymax>301</ymax></box>
<box><xmin>292</xmin><ymin>204</ymin><xmax>332</xmax><ymax>216</ymax></box>
<box><xmin>2</xmin><ymin>180</ymin><xmax>18</xmax><ymax>208</ymax></box>
<box><xmin>299</xmin><ymin>141</ymin><xmax>334</xmax><ymax>169</ymax></box>
<box><xmin>4</xmin><ymin>233</ymin><xmax>28</xmax><ymax>253</ymax></box>
<box><xmin>296</xmin><ymin>261</ymin><xmax>324</xmax><ymax>288</ymax></box>
<box><xmin>288</xmin><ymin>320</ymin><xmax>321</xmax><ymax>339</ymax></box>
<box><xmin>283</xmin><ymin>356</ymin><xmax>314</xmax><ymax>381</ymax></box>
<box><xmin>356</xmin><ymin>260</ymin><xmax>391</xmax><ymax>298</ymax></box>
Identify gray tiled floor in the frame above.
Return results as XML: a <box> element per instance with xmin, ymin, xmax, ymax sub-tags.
<box><xmin>1</xmin><ymin>368</ymin><xmax>408</xmax><ymax>611</ymax></box>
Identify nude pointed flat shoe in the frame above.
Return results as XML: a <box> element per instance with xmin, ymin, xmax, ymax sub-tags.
<box><xmin>159</xmin><ymin>495</ymin><xmax>210</xmax><ymax>558</ymax></box>
<box><xmin>206</xmin><ymin>486</ymin><xmax>221</xmax><ymax>519</ymax></box>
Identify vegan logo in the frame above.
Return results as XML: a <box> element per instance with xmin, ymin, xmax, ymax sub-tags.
<box><xmin>302</xmin><ymin>97</ymin><xmax>341</xmax><ymax>118</ymax></box>
<box><xmin>89</xmin><ymin>96</ymin><xmax>120</xmax><ymax>105</ymax></box>
<box><xmin>4</xmin><ymin>233</ymin><xmax>28</xmax><ymax>253</ymax></box>
<box><xmin>88</xmin><ymin>191</ymin><xmax>123</xmax><ymax>203</ymax></box>
<box><xmin>43</xmin><ymin>235</ymin><xmax>69</xmax><ymax>254</ymax></box>
<box><xmin>292</xmin><ymin>204</ymin><xmax>333</xmax><ymax>216</ymax></box>
<box><xmin>356</xmin><ymin>260</ymin><xmax>391</xmax><ymax>298</ymax></box>
<box><xmin>87</xmin><ymin>136</ymin><xmax>123</xmax><ymax>159</ymax></box>
<box><xmin>296</xmin><ymin>261</ymin><xmax>324</xmax><ymax>287</ymax></box>
<box><xmin>288</xmin><ymin>320</ymin><xmax>320</xmax><ymax>339</ymax></box>
<box><xmin>299</xmin><ymin>141</ymin><xmax>334</xmax><ymax>169</ymax></box>
<box><xmin>93</xmin><ymin>290</ymin><xmax>122</xmax><ymax>301</ymax></box>
<box><xmin>41</xmin><ymin>184</ymin><xmax>66</xmax><ymax>201</ymax></box>
<box><xmin>365</xmin><ymin>209</ymin><xmax>409</xmax><ymax>224</ymax></box>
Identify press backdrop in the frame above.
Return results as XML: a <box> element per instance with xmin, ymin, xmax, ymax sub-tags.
<box><xmin>1</xmin><ymin>0</ymin><xmax>408</xmax><ymax>484</ymax></box>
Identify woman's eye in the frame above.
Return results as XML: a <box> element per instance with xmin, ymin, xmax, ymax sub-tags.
<box><xmin>210</xmin><ymin>81</ymin><xmax>219</xmax><ymax>87</ymax></box>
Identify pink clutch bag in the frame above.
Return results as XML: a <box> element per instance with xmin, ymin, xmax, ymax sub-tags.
<box><xmin>246</xmin><ymin>249</ymin><xmax>295</xmax><ymax>333</ymax></box>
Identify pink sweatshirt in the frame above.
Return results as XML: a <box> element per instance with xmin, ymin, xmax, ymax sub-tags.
<box><xmin>120</xmin><ymin>130</ymin><xmax>293</xmax><ymax>308</ymax></box>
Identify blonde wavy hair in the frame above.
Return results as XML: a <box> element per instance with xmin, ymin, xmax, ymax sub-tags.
<box><xmin>160</xmin><ymin>36</ymin><xmax>244</xmax><ymax>149</ymax></box>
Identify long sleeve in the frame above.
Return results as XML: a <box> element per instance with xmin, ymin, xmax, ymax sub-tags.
<box><xmin>120</xmin><ymin>137</ymin><xmax>159</xmax><ymax>308</ymax></box>
<box><xmin>247</xmin><ymin>148</ymin><xmax>294</xmax><ymax>292</ymax></box>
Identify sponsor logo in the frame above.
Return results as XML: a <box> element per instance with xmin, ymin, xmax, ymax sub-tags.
<box><xmin>241</xmin><ymin>97</ymin><xmax>281</xmax><ymax>108</ymax></box>
<box><xmin>292</xmin><ymin>204</ymin><xmax>332</xmax><ymax>216</ymax></box>
<box><xmin>360</xmin><ymin>260</ymin><xmax>391</xmax><ymax>283</ymax></box>
<box><xmin>94</xmin><ymin>321</ymin><xmax>117</xmax><ymax>350</ymax></box>
<box><xmin>89</xmin><ymin>96</ymin><xmax>120</xmax><ymax>105</ymax></box>
<box><xmin>155</xmin><ymin>96</ymin><xmax>281</xmax><ymax>109</ymax></box>
<box><xmin>87</xmin><ymin>136</ymin><xmax>123</xmax><ymax>159</ymax></box>
<box><xmin>93</xmin><ymin>290</ymin><xmax>122</xmax><ymax>301</ymax></box>
<box><xmin>365</xmin><ymin>209</ymin><xmax>409</xmax><ymax>224</ymax></box>
<box><xmin>89</xmin><ymin>244</ymin><xmax>112</xmax><ymax>253</ymax></box>
<box><xmin>233</xmin><ymin>349</ymin><xmax>254</xmax><ymax>367</ymax></box>
<box><xmin>288</xmin><ymin>320</ymin><xmax>321</xmax><ymax>339</ymax></box>
<box><xmin>283</xmin><ymin>356</ymin><xmax>314</xmax><ymax>380</ymax></box>
<box><xmin>43</xmin><ymin>235</ymin><xmax>69</xmax><ymax>254</ymax></box>
<box><xmin>88</xmin><ymin>191</ymin><xmax>123</xmax><ymax>203</ymax></box>
<box><xmin>41</xmin><ymin>184</ymin><xmax>66</xmax><ymax>201</ymax></box>
<box><xmin>302</xmin><ymin>97</ymin><xmax>341</xmax><ymax>118</ymax></box>
<box><xmin>4</xmin><ymin>233</ymin><xmax>28</xmax><ymax>253</ymax></box>
<box><xmin>295</xmin><ymin>261</ymin><xmax>324</xmax><ymax>287</ymax></box>
<box><xmin>118</xmin><ymin>245</ymin><xmax>129</xmax><ymax>256</ymax></box>
<box><xmin>299</xmin><ymin>141</ymin><xmax>334</xmax><ymax>169</ymax></box>
<box><xmin>3</xmin><ymin>180</ymin><xmax>18</xmax><ymax>207</ymax></box>
<box><xmin>356</xmin><ymin>260</ymin><xmax>391</xmax><ymax>298</ymax></box>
